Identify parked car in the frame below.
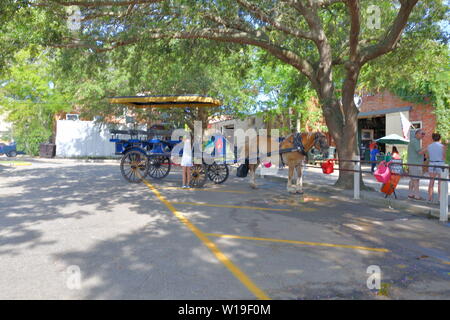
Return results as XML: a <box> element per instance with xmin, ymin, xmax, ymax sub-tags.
<box><xmin>0</xmin><ymin>142</ymin><xmax>24</xmax><ymax>157</ymax></box>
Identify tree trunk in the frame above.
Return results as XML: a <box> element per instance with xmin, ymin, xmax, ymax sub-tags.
<box><xmin>321</xmin><ymin>98</ymin><xmax>367</xmax><ymax>190</ymax></box>
<box><xmin>333</xmin><ymin>122</ymin><xmax>358</xmax><ymax>189</ymax></box>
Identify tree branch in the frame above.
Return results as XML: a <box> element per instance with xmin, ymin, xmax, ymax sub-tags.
<box><xmin>200</xmin><ymin>11</ymin><xmax>253</xmax><ymax>34</ymax></box>
<box><xmin>347</xmin><ymin>0</ymin><xmax>360</xmax><ymax>62</ymax></box>
<box><xmin>359</xmin><ymin>0</ymin><xmax>419</xmax><ymax>64</ymax></box>
<box><xmin>35</xmin><ymin>0</ymin><xmax>164</xmax><ymax>8</ymax></box>
<box><xmin>317</xmin><ymin>0</ymin><xmax>346</xmax><ymax>7</ymax></box>
<box><xmin>55</xmin><ymin>27</ymin><xmax>318</xmax><ymax>87</ymax></box>
<box><xmin>236</xmin><ymin>0</ymin><xmax>316</xmax><ymax>41</ymax></box>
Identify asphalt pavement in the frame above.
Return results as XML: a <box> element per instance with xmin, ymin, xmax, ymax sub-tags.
<box><xmin>0</xmin><ymin>158</ymin><xmax>449</xmax><ymax>299</ymax></box>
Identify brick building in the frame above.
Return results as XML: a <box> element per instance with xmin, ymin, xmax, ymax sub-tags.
<box><xmin>358</xmin><ymin>90</ymin><xmax>436</xmax><ymax>157</ymax></box>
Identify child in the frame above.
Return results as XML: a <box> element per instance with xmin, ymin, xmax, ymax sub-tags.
<box><xmin>391</xmin><ymin>146</ymin><xmax>401</xmax><ymax>160</ymax></box>
<box><xmin>426</xmin><ymin>133</ymin><xmax>445</xmax><ymax>203</ymax></box>
<box><xmin>181</xmin><ymin>134</ymin><xmax>193</xmax><ymax>188</ymax></box>
<box><xmin>370</xmin><ymin>144</ymin><xmax>380</xmax><ymax>173</ymax></box>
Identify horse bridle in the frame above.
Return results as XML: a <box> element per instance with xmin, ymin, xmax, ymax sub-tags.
<box><xmin>279</xmin><ymin>132</ymin><xmax>324</xmax><ymax>158</ymax></box>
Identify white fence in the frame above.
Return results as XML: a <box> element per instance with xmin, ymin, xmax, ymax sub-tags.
<box><xmin>56</xmin><ymin>120</ymin><xmax>121</xmax><ymax>157</ymax></box>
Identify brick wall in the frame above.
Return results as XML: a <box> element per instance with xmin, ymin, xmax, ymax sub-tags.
<box><xmin>361</xmin><ymin>90</ymin><xmax>436</xmax><ymax>146</ymax></box>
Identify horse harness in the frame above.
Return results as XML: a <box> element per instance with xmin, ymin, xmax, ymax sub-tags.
<box><xmin>243</xmin><ymin>132</ymin><xmax>320</xmax><ymax>165</ymax></box>
<box><xmin>279</xmin><ymin>132</ymin><xmax>319</xmax><ymax>156</ymax></box>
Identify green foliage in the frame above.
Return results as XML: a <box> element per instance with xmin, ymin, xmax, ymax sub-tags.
<box><xmin>0</xmin><ymin>49</ymin><xmax>71</xmax><ymax>155</ymax></box>
<box><xmin>53</xmin><ymin>38</ymin><xmax>256</xmax><ymax>129</ymax></box>
<box><xmin>242</xmin><ymin>51</ymin><xmax>327</xmax><ymax>134</ymax></box>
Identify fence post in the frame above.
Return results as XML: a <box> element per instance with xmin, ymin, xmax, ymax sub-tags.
<box><xmin>354</xmin><ymin>156</ymin><xmax>360</xmax><ymax>200</ymax></box>
<box><xmin>440</xmin><ymin>165</ymin><xmax>449</xmax><ymax>223</ymax></box>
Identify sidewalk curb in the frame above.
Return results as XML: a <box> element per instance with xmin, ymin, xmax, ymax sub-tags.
<box><xmin>13</xmin><ymin>157</ymin><xmax>121</xmax><ymax>164</ymax></box>
<box><xmin>261</xmin><ymin>174</ymin><xmax>441</xmax><ymax>220</ymax></box>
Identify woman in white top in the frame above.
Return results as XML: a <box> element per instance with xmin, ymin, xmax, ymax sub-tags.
<box><xmin>181</xmin><ymin>134</ymin><xmax>193</xmax><ymax>188</ymax></box>
<box><xmin>426</xmin><ymin>133</ymin><xmax>445</xmax><ymax>202</ymax></box>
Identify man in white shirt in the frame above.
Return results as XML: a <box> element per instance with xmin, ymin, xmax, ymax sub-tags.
<box><xmin>425</xmin><ymin>133</ymin><xmax>446</xmax><ymax>203</ymax></box>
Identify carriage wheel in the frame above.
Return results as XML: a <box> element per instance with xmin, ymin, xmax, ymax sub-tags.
<box><xmin>190</xmin><ymin>164</ymin><xmax>207</xmax><ymax>188</ymax></box>
<box><xmin>148</xmin><ymin>156</ymin><xmax>171</xmax><ymax>179</ymax></box>
<box><xmin>120</xmin><ymin>150</ymin><xmax>149</xmax><ymax>183</ymax></box>
<box><xmin>207</xmin><ymin>163</ymin><xmax>229</xmax><ymax>184</ymax></box>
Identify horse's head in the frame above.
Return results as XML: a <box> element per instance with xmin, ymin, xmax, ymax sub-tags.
<box><xmin>281</xmin><ymin>134</ymin><xmax>294</xmax><ymax>147</ymax></box>
<box><xmin>313</xmin><ymin>132</ymin><xmax>329</xmax><ymax>153</ymax></box>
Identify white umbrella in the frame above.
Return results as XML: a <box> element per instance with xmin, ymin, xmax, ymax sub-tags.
<box><xmin>376</xmin><ymin>134</ymin><xmax>410</xmax><ymax>145</ymax></box>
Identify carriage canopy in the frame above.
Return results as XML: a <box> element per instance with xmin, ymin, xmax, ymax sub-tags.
<box><xmin>109</xmin><ymin>95</ymin><xmax>222</xmax><ymax>108</ymax></box>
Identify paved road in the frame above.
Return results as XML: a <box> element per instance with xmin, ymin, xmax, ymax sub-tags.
<box><xmin>0</xmin><ymin>159</ymin><xmax>449</xmax><ymax>299</ymax></box>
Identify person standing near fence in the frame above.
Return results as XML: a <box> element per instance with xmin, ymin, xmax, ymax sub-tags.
<box><xmin>408</xmin><ymin>129</ymin><xmax>426</xmax><ymax>200</ymax></box>
<box><xmin>425</xmin><ymin>133</ymin><xmax>445</xmax><ymax>203</ymax></box>
<box><xmin>370</xmin><ymin>144</ymin><xmax>380</xmax><ymax>173</ymax></box>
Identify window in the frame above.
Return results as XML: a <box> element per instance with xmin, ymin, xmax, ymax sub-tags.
<box><xmin>411</xmin><ymin>121</ymin><xmax>422</xmax><ymax>129</ymax></box>
<box><xmin>66</xmin><ymin>114</ymin><xmax>79</xmax><ymax>121</ymax></box>
<box><xmin>361</xmin><ymin>129</ymin><xmax>374</xmax><ymax>141</ymax></box>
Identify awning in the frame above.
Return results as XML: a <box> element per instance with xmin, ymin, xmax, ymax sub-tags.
<box><xmin>358</xmin><ymin>106</ymin><xmax>412</xmax><ymax>118</ymax></box>
<box><xmin>109</xmin><ymin>95</ymin><xmax>222</xmax><ymax>108</ymax></box>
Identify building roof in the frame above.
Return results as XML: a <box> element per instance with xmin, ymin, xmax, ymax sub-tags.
<box><xmin>358</xmin><ymin>106</ymin><xmax>412</xmax><ymax>118</ymax></box>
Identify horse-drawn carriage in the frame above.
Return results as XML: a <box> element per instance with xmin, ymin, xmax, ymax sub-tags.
<box><xmin>109</xmin><ymin>95</ymin><xmax>230</xmax><ymax>187</ymax></box>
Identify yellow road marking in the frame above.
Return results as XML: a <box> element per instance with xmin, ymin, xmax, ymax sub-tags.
<box><xmin>204</xmin><ymin>233</ymin><xmax>390</xmax><ymax>253</ymax></box>
<box><xmin>171</xmin><ymin>201</ymin><xmax>291</xmax><ymax>212</ymax></box>
<box><xmin>142</xmin><ymin>179</ymin><xmax>270</xmax><ymax>300</ymax></box>
<box><xmin>159</xmin><ymin>187</ymin><xmax>252</xmax><ymax>194</ymax></box>
<box><xmin>0</xmin><ymin>162</ymin><xmax>32</xmax><ymax>166</ymax></box>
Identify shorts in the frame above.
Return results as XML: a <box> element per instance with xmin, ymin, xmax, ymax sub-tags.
<box><xmin>428</xmin><ymin>161</ymin><xmax>445</xmax><ymax>174</ymax></box>
<box><xmin>408</xmin><ymin>165</ymin><xmax>422</xmax><ymax>178</ymax></box>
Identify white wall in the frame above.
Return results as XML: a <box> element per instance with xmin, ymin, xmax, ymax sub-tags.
<box><xmin>207</xmin><ymin>115</ymin><xmax>265</xmax><ymax>139</ymax></box>
<box><xmin>386</xmin><ymin>111</ymin><xmax>409</xmax><ymax>155</ymax></box>
<box><xmin>55</xmin><ymin>120</ymin><xmax>118</xmax><ymax>157</ymax></box>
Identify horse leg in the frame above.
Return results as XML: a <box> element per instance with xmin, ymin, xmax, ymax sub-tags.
<box><xmin>287</xmin><ymin>164</ymin><xmax>296</xmax><ymax>194</ymax></box>
<box><xmin>295</xmin><ymin>164</ymin><xmax>304</xmax><ymax>194</ymax></box>
<box><xmin>249</xmin><ymin>164</ymin><xmax>257</xmax><ymax>189</ymax></box>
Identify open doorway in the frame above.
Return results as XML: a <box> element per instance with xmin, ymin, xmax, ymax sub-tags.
<box><xmin>358</xmin><ymin>116</ymin><xmax>386</xmax><ymax>159</ymax></box>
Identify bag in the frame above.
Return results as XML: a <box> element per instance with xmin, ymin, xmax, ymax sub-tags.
<box><xmin>236</xmin><ymin>163</ymin><xmax>249</xmax><ymax>178</ymax></box>
<box><xmin>321</xmin><ymin>159</ymin><xmax>334</xmax><ymax>174</ymax></box>
<box><xmin>374</xmin><ymin>161</ymin><xmax>392</xmax><ymax>184</ymax></box>
<box><xmin>381</xmin><ymin>174</ymin><xmax>401</xmax><ymax>195</ymax></box>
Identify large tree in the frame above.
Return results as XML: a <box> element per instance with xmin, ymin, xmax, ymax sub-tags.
<box><xmin>9</xmin><ymin>0</ymin><xmax>448</xmax><ymax>187</ymax></box>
